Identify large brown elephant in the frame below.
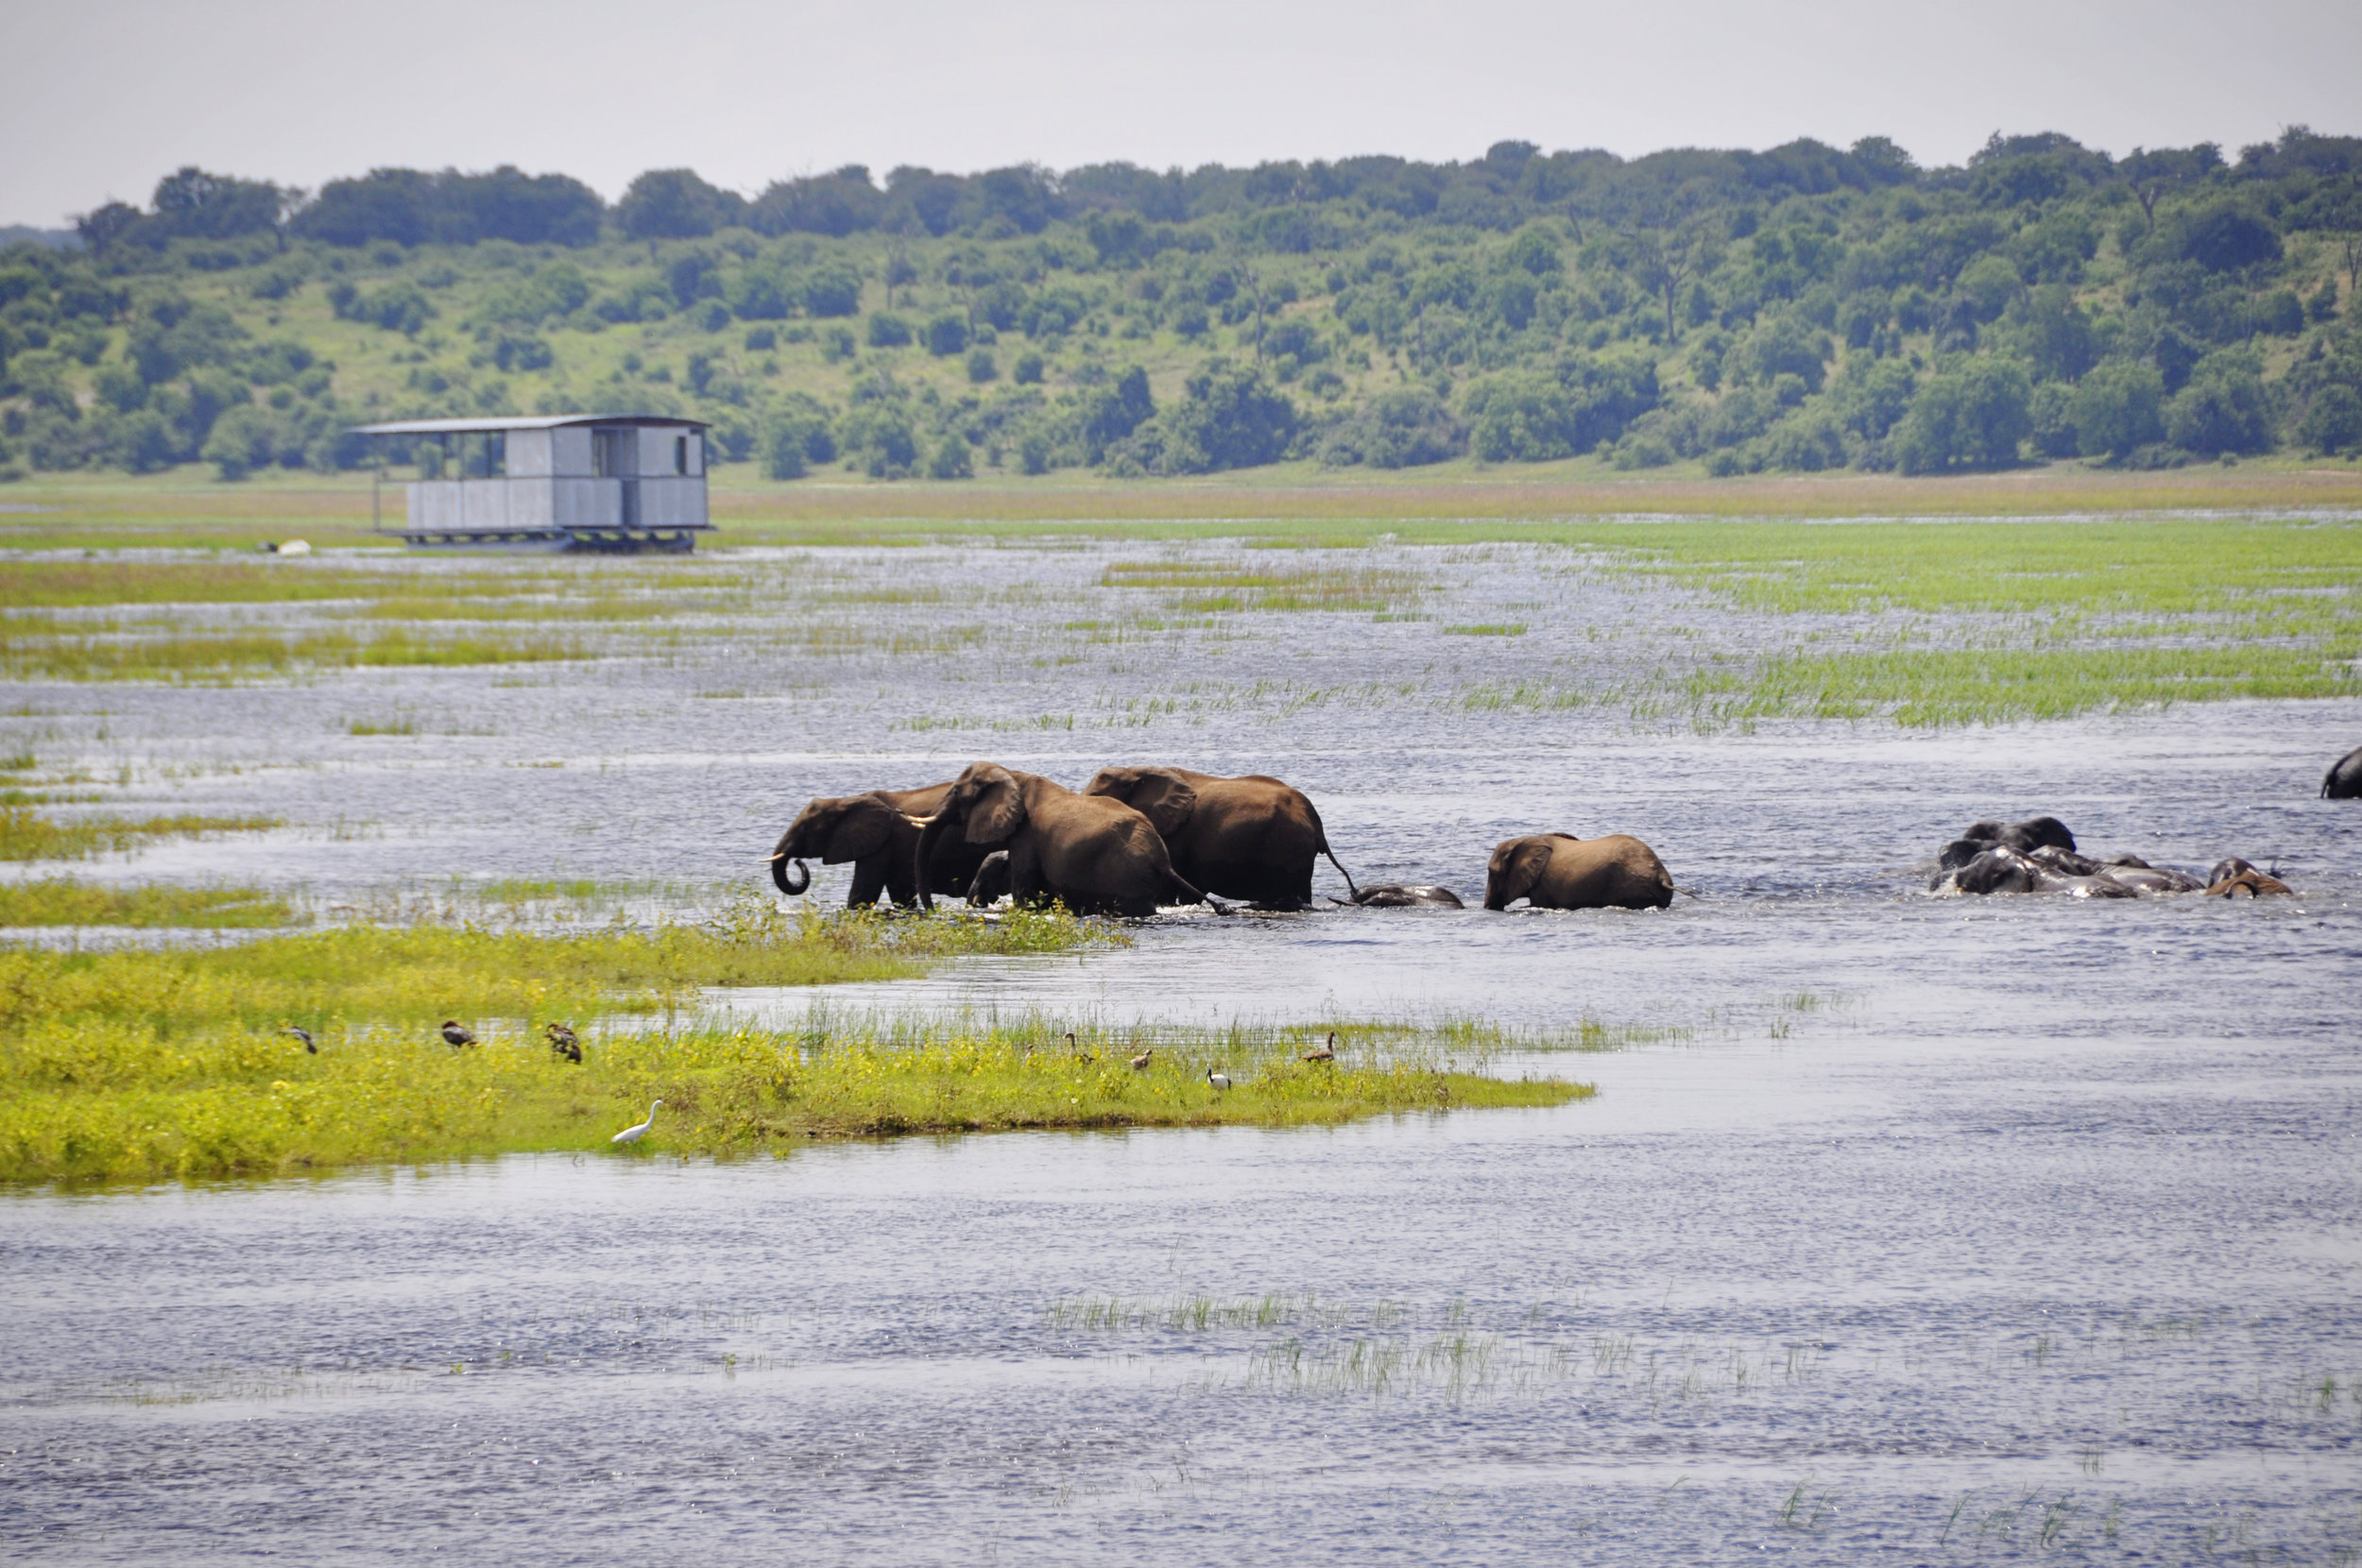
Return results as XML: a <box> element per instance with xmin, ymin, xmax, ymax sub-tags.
<box><xmin>1482</xmin><ymin>833</ymin><xmax>1675</xmax><ymax>912</ymax></box>
<box><xmin>1080</xmin><ymin>765</ymin><xmax>1358</xmax><ymax>909</ymax></box>
<box><xmin>915</xmin><ymin>761</ymin><xmax>1208</xmax><ymax>917</ymax></box>
<box><xmin>767</xmin><ymin>783</ymin><xmax>990</xmax><ymax>908</ymax></box>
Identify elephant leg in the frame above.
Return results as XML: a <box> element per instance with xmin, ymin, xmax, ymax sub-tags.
<box><xmin>847</xmin><ymin>859</ymin><xmax>886</xmax><ymax>909</ymax></box>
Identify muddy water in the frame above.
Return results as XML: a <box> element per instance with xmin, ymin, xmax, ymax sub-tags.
<box><xmin>2</xmin><ymin>539</ymin><xmax>2359</xmax><ymax>1561</ymax></box>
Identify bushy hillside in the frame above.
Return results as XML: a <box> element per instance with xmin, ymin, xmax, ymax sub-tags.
<box><xmin>5</xmin><ymin>131</ymin><xmax>2361</xmax><ymax>485</ymax></box>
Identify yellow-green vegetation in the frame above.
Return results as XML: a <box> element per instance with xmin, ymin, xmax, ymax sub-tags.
<box><xmin>0</xmin><ymin>880</ymin><xmax>290</xmax><ymax>928</ymax></box>
<box><xmin>0</xmin><ymin>807</ymin><xmax>282</xmax><ymax>861</ymax></box>
<box><xmin>0</xmin><ymin>899</ymin><xmax>1129</xmax><ymax>1182</ymax></box>
<box><xmin>0</xmin><ymin>906</ymin><xmax>1590</xmax><ymax>1184</ymax></box>
<box><xmin>0</xmin><ymin>624</ymin><xmax>590</xmax><ymax>682</ymax></box>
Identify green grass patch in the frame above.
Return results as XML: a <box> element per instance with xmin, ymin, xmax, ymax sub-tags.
<box><xmin>1441</xmin><ymin>622</ymin><xmax>1529</xmax><ymax>637</ymax></box>
<box><xmin>1100</xmin><ymin>558</ymin><xmax>1429</xmax><ymax>614</ymax></box>
<box><xmin>1735</xmin><ymin>644</ymin><xmax>2360</xmax><ymax>726</ymax></box>
<box><xmin>0</xmin><ymin>808</ymin><xmax>282</xmax><ymax>861</ymax></box>
<box><xmin>0</xmin><ymin>880</ymin><xmax>291</xmax><ymax>928</ymax></box>
<box><xmin>0</xmin><ymin>626</ymin><xmax>590</xmax><ymax>682</ymax></box>
<box><xmin>0</xmin><ymin>904</ymin><xmax>1593</xmax><ymax>1184</ymax></box>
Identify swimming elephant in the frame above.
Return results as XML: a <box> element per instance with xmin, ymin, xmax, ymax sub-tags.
<box><xmin>1483</xmin><ymin>833</ymin><xmax>1675</xmax><ymax>912</ymax></box>
<box><xmin>2325</xmin><ymin>746</ymin><xmax>2362</xmax><ymax>800</ymax></box>
<box><xmin>1936</xmin><ymin>815</ymin><xmax>2079</xmax><ymax>870</ymax></box>
<box><xmin>1080</xmin><ymin>765</ymin><xmax>1358</xmax><ymax>909</ymax></box>
<box><xmin>1334</xmin><ymin>883</ymin><xmax>1464</xmax><ymax>908</ymax></box>
<box><xmin>916</xmin><ymin>761</ymin><xmax>1209</xmax><ymax>917</ymax></box>
<box><xmin>768</xmin><ymin>782</ymin><xmax>990</xmax><ymax>908</ymax></box>
<box><xmin>2205</xmin><ymin>858</ymin><xmax>2294</xmax><ymax>897</ymax></box>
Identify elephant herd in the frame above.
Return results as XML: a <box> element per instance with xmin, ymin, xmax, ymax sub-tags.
<box><xmin>767</xmin><ymin>760</ymin><xmax>1677</xmax><ymax>916</ymax></box>
<box><xmin>772</xmin><ymin>745</ymin><xmax>2361</xmax><ymax>917</ymax></box>
<box><xmin>1926</xmin><ymin>815</ymin><xmax>2294</xmax><ymax>899</ymax></box>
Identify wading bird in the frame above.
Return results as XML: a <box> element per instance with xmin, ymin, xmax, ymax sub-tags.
<box><xmin>1067</xmin><ymin>1030</ymin><xmax>1093</xmax><ymax>1063</ymax></box>
<box><xmin>281</xmin><ymin>1026</ymin><xmax>316</xmax><ymax>1054</ymax></box>
<box><xmin>544</xmin><ymin>1022</ymin><xmax>581</xmax><ymax>1063</ymax></box>
<box><xmin>1207</xmin><ymin>1066</ymin><xmax>1231</xmax><ymax>1092</ymax></box>
<box><xmin>612</xmin><ymin>1100</ymin><xmax>663</xmax><ymax>1145</ymax></box>
<box><xmin>1130</xmin><ymin>1047</ymin><xmax>1155</xmax><ymax>1072</ymax></box>
<box><xmin>440</xmin><ymin>1020</ymin><xmax>478</xmax><ymax>1049</ymax></box>
<box><xmin>1303</xmin><ymin>1031</ymin><xmax>1336</xmax><ymax>1063</ymax></box>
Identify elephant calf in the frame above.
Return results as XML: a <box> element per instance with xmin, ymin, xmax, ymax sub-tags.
<box><xmin>1483</xmin><ymin>833</ymin><xmax>1675</xmax><ymax>912</ymax></box>
<box><xmin>768</xmin><ymin>782</ymin><xmax>990</xmax><ymax>909</ymax></box>
<box><xmin>1082</xmin><ymin>765</ymin><xmax>1357</xmax><ymax>910</ymax></box>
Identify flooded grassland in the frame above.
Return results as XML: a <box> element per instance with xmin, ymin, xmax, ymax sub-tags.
<box><xmin>2</xmin><ymin>515</ymin><xmax>2359</xmax><ymax>1562</ymax></box>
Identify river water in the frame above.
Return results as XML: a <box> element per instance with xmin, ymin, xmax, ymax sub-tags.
<box><xmin>3</xmin><ymin>537</ymin><xmax>2359</xmax><ymax>1561</ymax></box>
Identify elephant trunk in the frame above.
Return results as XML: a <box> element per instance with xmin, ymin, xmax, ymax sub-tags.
<box><xmin>913</xmin><ymin>811</ymin><xmax>950</xmax><ymax>912</ymax></box>
<box><xmin>770</xmin><ymin>853</ymin><xmax>810</xmax><ymax>895</ymax></box>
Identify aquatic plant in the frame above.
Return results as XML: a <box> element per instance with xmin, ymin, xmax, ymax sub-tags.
<box><xmin>0</xmin><ymin>904</ymin><xmax>1588</xmax><ymax>1184</ymax></box>
<box><xmin>0</xmin><ymin>808</ymin><xmax>282</xmax><ymax>861</ymax></box>
<box><xmin>0</xmin><ymin>880</ymin><xmax>290</xmax><ymax>928</ymax></box>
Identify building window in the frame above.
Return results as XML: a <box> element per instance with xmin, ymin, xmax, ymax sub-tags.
<box><xmin>592</xmin><ymin>429</ymin><xmax>629</xmax><ymax>478</ymax></box>
<box><xmin>462</xmin><ymin>432</ymin><xmax>505</xmax><ymax>480</ymax></box>
<box><xmin>674</xmin><ymin>435</ymin><xmax>688</xmax><ymax>475</ymax></box>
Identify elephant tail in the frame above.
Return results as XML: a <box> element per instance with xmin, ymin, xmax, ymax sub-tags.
<box><xmin>1166</xmin><ymin>867</ymin><xmax>1231</xmax><ymax>915</ymax></box>
<box><xmin>1314</xmin><ymin>820</ymin><xmax>1360</xmax><ymax>900</ymax></box>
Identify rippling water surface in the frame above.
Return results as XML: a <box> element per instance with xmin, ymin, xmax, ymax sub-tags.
<box><xmin>3</xmin><ymin>537</ymin><xmax>2358</xmax><ymax>1561</ymax></box>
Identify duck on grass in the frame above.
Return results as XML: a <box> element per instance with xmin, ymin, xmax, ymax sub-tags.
<box><xmin>0</xmin><ymin>903</ymin><xmax>1586</xmax><ymax>1185</ymax></box>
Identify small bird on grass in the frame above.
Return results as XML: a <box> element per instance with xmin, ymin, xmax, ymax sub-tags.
<box><xmin>1302</xmin><ymin>1031</ymin><xmax>1337</xmax><ymax>1064</ymax></box>
<box><xmin>440</xmin><ymin>1020</ymin><xmax>478</xmax><ymax>1049</ymax></box>
<box><xmin>1207</xmin><ymin>1066</ymin><xmax>1231</xmax><ymax>1092</ymax></box>
<box><xmin>612</xmin><ymin>1099</ymin><xmax>663</xmax><ymax>1145</ymax></box>
<box><xmin>544</xmin><ymin>1022</ymin><xmax>582</xmax><ymax>1063</ymax></box>
<box><xmin>1067</xmin><ymin>1030</ymin><xmax>1093</xmax><ymax>1063</ymax></box>
<box><xmin>1130</xmin><ymin>1047</ymin><xmax>1155</xmax><ymax>1072</ymax></box>
<box><xmin>281</xmin><ymin>1026</ymin><xmax>316</xmax><ymax>1054</ymax></box>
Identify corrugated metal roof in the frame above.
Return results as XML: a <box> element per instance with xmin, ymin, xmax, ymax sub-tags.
<box><xmin>346</xmin><ymin>414</ymin><xmax>710</xmax><ymax>435</ymax></box>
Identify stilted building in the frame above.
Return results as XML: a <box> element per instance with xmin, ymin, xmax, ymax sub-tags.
<box><xmin>349</xmin><ymin>415</ymin><xmax>714</xmax><ymax>553</ymax></box>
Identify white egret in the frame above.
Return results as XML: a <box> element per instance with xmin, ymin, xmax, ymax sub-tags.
<box><xmin>612</xmin><ymin>1100</ymin><xmax>664</xmax><ymax>1145</ymax></box>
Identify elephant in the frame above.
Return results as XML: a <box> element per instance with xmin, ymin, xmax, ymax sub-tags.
<box><xmin>1482</xmin><ymin>833</ymin><xmax>1675</xmax><ymax>912</ymax></box>
<box><xmin>1080</xmin><ymin>765</ymin><xmax>1358</xmax><ymax>909</ymax></box>
<box><xmin>1334</xmin><ymin>883</ymin><xmax>1465</xmax><ymax>908</ymax></box>
<box><xmin>1936</xmin><ymin>815</ymin><xmax>2079</xmax><ymax>871</ymax></box>
<box><xmin>915</xmin><ymin>761</ymin><xmax>1209</xmax><ymax>918</ymax></box>
<box><xmin>966</xmin><ymin>850</ymin><xmax>1012</xmax><ymax>908</ymax></box>
<box><xmin>767</xmin><ymin>783</ymin><xmax>992</xmax><ymax>909</ymax></box>
<box><xmin>2205</xmin><ymin>858</ymin><xmax>2294</xmax><ymax>896</ymax></box>
<box><xmin>2325</xmin><ymin>746</ymin><xmax>2362</xmax><ymax>800</ymax></box>
<box><xmin>1931</xmin><ymin>838</ymin><xmax>2218</xmax><ymax>897</ymax></box>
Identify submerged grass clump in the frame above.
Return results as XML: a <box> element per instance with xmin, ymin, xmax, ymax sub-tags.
<box><xmin>0</xmin><ymin>900</ymin><xmax>1583</xmax><ymax>1184</ymax></box>
<box><xmin>0</xmin><ymin>808</ymin><xmax>282</xmax><ymax>861</ymax></box>
<box><xmin>0</xmin><ymin>881</ymin><xmax>291</xmax><ymax>928</ymax></box>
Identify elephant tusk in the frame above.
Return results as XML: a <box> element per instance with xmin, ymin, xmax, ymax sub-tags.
<box><xmin>763</xmin><ymin>852</ymin><xmax>787</xmax><ymax>861</ymax></box>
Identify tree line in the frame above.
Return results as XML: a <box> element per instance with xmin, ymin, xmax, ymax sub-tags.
<box><xmin>3</xmin><ymin>127</ymin><xmax>2359</xmax><ymax>484</ymax></box>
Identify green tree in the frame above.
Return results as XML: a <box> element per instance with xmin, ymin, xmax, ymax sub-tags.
<box><xmin>2166</xmin><ymin>359</ymin><xmax>2272</xmax><ymax>454</ymax></box>
<box><xmin>2298</xmin><ymin>384</ymin><xmax>2362</xmax><ymax>453</ymax></box>
<box><xmin>614</xmin><ymin>169</ymin><xmax>741</xmax><ymax>240</ymax></box>
<box><xmin>922</xmin><ymin>312</ymin><xmax>969</xmax><ymax>356</ymax></box>
<box><xmin>926</xmin><ymin>434</ymin><xmax>973</xmax><ymax>479</ymax></box>
<box><xmin>1891</xmin><ymin>359</ymin><xmax>2032</xmax><ymax>472</ymax></box>
<box><xmin>2071</xmin><ymin>361</ymin><xmax>2166</xmax><ymax>460</ymax></box>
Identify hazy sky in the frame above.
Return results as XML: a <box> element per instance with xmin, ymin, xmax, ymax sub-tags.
<box><xmin>4</xmin><ymin>0</ymin><xmax>2357</xmax><ymax>228</ymax></box>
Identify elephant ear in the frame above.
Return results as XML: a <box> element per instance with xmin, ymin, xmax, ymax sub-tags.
<box><xmin>1498</xmin><ymin>838</ymin><xmax>1554</xmax><ymax>904</ymax></box>
<box><xmin>1125</xmin><ymin>769</ymin><xmax>1197</xmax><ymax>838</ymax></box>
<box><xmin>822</xmin><ymin>796</ymin><xmax>895</xmax><ymax>863</ymax></box>
<box><xmin>965</xmin><ymin>766</ymin><xmax>1026</xmax><ymax>844</ymax></box>
<box><xmin>1080</xmin><ymin>766</ymin><xmax>1138</xmax><ymax>800</ymax></box>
